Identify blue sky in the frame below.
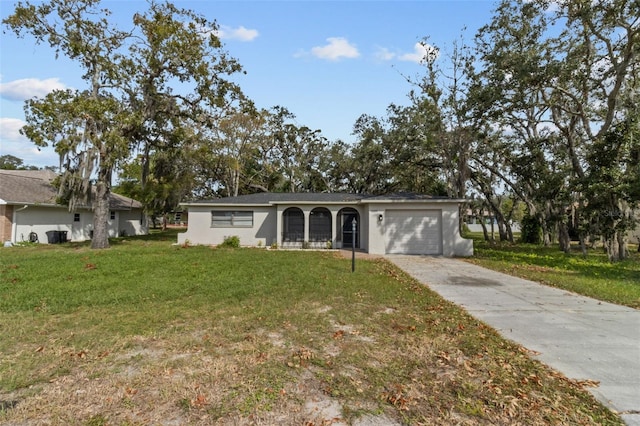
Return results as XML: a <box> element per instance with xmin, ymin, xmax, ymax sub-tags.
<box><xmin>0</xmin><ymin>0</ymin><xmax>498</xmax><ymax>169</ymax></box>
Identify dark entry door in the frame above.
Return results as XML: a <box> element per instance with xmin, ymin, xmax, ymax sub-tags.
<box><xmin>342</xmin><ymin>212</ymin><xmax>359</xmax><ymax>248</ymax></box>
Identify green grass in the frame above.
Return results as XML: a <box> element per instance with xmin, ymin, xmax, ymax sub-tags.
<box><xmin>466</xmin><ymin>233</ymin><xmax>640</xmax><ymax>309</ymax></box>
<box><xmin>0</xmin><ymin>230</ymin><xmax>623</xmax><ymax>425</ymax></box>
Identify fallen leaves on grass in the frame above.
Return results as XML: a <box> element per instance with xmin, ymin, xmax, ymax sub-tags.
<box><xmin>288</xmin><ymin>347</ymin><xmax>315</xmax><ymax>368</ymax></box>
<box><xmin>575</xmin><ymin>379</ymin><xmax>601</xmax><ymax>388</ymax></box>
<box><xmin>191</xmin><ymin>394</ymin><xmax>207</xmax><ymax>408</ymax></box>
<box><xmin>381</xmin><ymin>384</ymin><xmax>411</xmax><ymax>411</ymax></box>
<box><xmin>391</xmin><ymin>322</ymin><xmax>416</xmax><ymax>333</ymax></box>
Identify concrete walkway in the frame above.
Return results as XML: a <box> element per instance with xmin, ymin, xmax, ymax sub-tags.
<box><xmin>386</xmin><ymin>255</ymin><xmax>640</xmax><ymax>426</ymax></box>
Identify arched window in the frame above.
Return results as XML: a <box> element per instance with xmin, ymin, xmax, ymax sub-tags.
<box><xmin>309</xmin><ymin>207</ymin><xmax>331</xmax><ymax>242</ymax></box>
<box><xmin>282</xmin><ymin>207</ymin><xmax>304</xmax><ymax>242</ymax></box>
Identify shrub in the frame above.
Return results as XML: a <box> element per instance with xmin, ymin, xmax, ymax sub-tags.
<box><xmin>520</xmin><ymin>215</ymin><xmax>542</xmax><ymax>244</ymax></box>
<box><xmin>220</xmin><ymin>235</ymin><xmax>240</xmax><ymax>248</ymax></box>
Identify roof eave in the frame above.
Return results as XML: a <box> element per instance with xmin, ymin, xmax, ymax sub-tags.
<box><xmin>3</xmin><ymin>201</ymin><xmax>61</xmax><ymax>208</ymax></box>
<box><xmin>361</xmin><ymin>198</ymin><xmax>470</xmax><ymax>204</ymax></box>
<box><xmin>269</xmin><ymin>200</ymin><xmax>361</xmax><ymax>206</ymax></box>
<box><xmin>181</xmin><ymin>202</ymin><xmax>271</xmax><ymax>208</ymax></box>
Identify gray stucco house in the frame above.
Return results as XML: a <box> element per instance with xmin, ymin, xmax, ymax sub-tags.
<box><xmin>0</xmin><ymin>169</ymin><xmax>147</xmax><ymax>244</ymax></box>
<box><xmin>177</xmin><ymin>192</ymin><xmax>473</xmax><ymax>256</ymax></box>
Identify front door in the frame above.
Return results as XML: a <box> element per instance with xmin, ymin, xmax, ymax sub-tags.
<box><xmin>342</xmin><ymin>212</ymin><xmax>359</xmax><ymax>248</ymax></box>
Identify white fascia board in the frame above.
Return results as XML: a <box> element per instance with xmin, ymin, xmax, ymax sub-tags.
<box><xmin>7</xmin><ymin>201</ymin><xmax>61</xmax><ymax>208</ymax></box>
<box><xmin>181</xmin><ymin>202</ymin><xmax>271</xmax><ymax>208</ymax></box>
<box><xmin>361</xmin><ymin>198</ymin><xmax>470</xmax><ymax>204</ymax></box>
<box><xmin>268</xmin><ymin>201</ymin><xmax>360</xmax><ymax>206</ymax></box>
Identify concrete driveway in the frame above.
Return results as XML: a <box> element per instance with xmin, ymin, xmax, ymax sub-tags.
<box><xmin>386</xmin><ymin>255</ymin><xmax>640</xmax><ymax>426</ymax></box>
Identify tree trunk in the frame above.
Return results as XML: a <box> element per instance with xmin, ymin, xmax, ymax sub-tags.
<box><xmin>505</xmin><ymin>221</ymin><xmax>514</xmax><ymax>243</ymax></box>
<box><xmin>542</xmin><ymin>227</ymin><xmax>552</xmax><ymax>246</ymax></box>
<box><xmin>496</xmin><ymin>215</ymin><xmax>508</xmax><ymax>242</ymax></box>
<box><xmin>480</xmin><ymin>221</ymin><xmax>489</xmax><ymax>241</ymax></box>
<box><xmin>605</xmin><ymin>234</ymin><xmax>619</xmax><ymax>262</ymax></box>
<box><xmin>558</xmin><ymin>222</ymin><xmax>571</xmax><ymax>253</ymax></box>
<box><xmin>489</xmin><ymin>214</ymin><xmax>495</xmax><ymax>242</ymax></box>
<box><xmin>479</xmin><ymin>209</ymin><xmax>490</xmax><ymax>241</ymax></box>
<box><xmin>459</xmin><ymin>204</ymin><xmax>466</xmax><ymax>237</ymax></box>
<box><xmin>91</xmin><ymin>172</ymin><xmax>111</xmax><ymax>249</ymax></box>
<box><xmin>617</xmin><ymin>231</ymin><xmax>628</xmax><ymax>261</ymax></box>
<box><xmin>579</xmin><ymin>233</ymin><xmax>588</xmax><ymax>258</ymax></box>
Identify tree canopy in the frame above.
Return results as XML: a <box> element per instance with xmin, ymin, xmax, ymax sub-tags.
<box><xmin>3</xmin><ymin>0</ymin><xmax>245</xmax><ymax>248</ymax></box>
<box><xmin>4</xmin><ymin>0</ymin><xmax>638</xmax><ymax>259</ymax></box>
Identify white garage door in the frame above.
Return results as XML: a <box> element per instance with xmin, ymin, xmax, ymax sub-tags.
<box><xmin>385</xmin><ymin>210</ymin><xmax>442</xmax><ymax>255</ymax></box>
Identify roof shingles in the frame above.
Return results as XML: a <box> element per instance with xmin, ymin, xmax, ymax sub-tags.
<box><xmin>183</xmin><ymin>192</ymin><xmax>459</xmax><ymax>206</ymax></box>
<box><xmin>0</xmin><ymin>170</ymin><xmax>142</xmax><ymax>210</ymax></box>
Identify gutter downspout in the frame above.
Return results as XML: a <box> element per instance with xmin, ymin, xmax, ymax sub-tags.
<box><xmin>11</xmin><ymin>205</ymin><xmax>29</xmax><ymax>243</ymax></box>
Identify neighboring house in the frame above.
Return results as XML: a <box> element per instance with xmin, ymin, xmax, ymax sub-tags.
<box><xmin>0</xmin><ymin>169</ymin><xmax>147</xmax><ymax>244</ymax></box>
<box><xmin>177</xmin><ymin>192</ymin><xmax>473</xmax><ymax>256</ymax></box>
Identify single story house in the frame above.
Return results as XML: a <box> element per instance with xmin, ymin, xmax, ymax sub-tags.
<box><xmin>177</xmin><ymin>192</ymin><xmax>473</xmax><ymax>256</ymax></box>
<box><xmin>0</xmin><ymin>169</ymin><xmax>147</xmax><ymax>244</ymax></box>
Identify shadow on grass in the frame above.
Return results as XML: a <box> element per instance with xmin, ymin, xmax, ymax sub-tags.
<box><xmin>54</xmin><ymin>228</ymin><xmax>183</xmax><ymax>249</ymax></box>
<box><xmin>123</xmin><ymin>228</ymin><xmax>182</xmax><ymax>242</ymax></box>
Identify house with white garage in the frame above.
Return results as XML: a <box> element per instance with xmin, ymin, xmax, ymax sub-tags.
<box><xmin>0</xmin><ymin>169</ymin><xmax>147</xmax><ymax>244</ymax></box>
<box><xmin>177</xmin><ymin>192</ymin><xmax>473</xmax><ymax>256</ymax></box>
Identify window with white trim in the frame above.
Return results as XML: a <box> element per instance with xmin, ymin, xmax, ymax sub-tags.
<box><xmin>211</xmin><ymin>211</ymin><xmax>253</xmax><ymax>227</ymax></box>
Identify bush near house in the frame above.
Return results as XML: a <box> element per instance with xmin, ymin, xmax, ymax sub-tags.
<box><xmin>219</xmin><ymin>235</ymin><xmax>241</xmax><ymax>248</ymax></box>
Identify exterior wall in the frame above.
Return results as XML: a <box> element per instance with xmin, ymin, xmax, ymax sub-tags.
<box><xmin>0</xmin><ymin>205</ymin><xmax>12</xmax><ymax>243</ymax></box>
<box><xmin>177</xmin><ymin>206</ymin><xmax>277</xmax><ymax>247</ymax></box>
<box><xmin>8</xmin><ymin>205</ymin><xmax>146</xmax><ymax>244</ymax></box>
<box><xmin>108</xmin><ymin>211</ymin><xmax>119</xmax><ymax>238</ymax></box>
<box><xmin>441</xmin><ymin>203</ymin><xmax>474</xmax><ymax>256</ymax></box>
<box><xmin>359</xmin><ymin>207</ymin><xmax>369</xmax><ymax>252</ymax></box>
<box><xmin>365</xmin><ymin>205</ymin><xmax>386</xmax><ymax>255</ymax></box>
<box><xmin>70</xmin><ymin>211</ymin><xmax>92</xmax><ymax>241</ymax></box>
<box><xmin>119</xmin><ymin>210</ymin><xmax>148</xmax><ymax>237</ymax></box>
<box><xmin>177</xmin><ymin>200</ymin><xmax>472</xmax><ymax>257</ymax></box>
<box><xmin>178</xmin><ymin>204</ymin><xmax>366</xmax><ymax>249</ymax></box>
<box><xmin>12</xmin><ymin>205</ymin><xmax>75</xmax><ymax>243</ymax></box>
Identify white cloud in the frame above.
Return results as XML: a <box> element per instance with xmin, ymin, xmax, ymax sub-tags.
<box><xmin>216</xmin><ymin>25</ymin><xmax>259</xmax><ymax>41</ymax></box>
<box><xmin>311</xmin><ymin>37</ymin><xmax>360</xmax><ymax>61</ymax></box>
<box><xmin>399</xmin><ymin>42</ymin><xmax>439</xmax><ymax>64</ymax></box>
<box><xmin>374</xmin><ymin>47</ymin><xmax>395</xmax><ymax>61</ymax></box>
<box><xmin>0</xmin><ymin>77</ymin><xmax>66</xmax><ymax>101</ymax></box>
<box><xmin>0</xmin><ymin>117</ymin><xmax>59</xmax><ymax>167</ymax></box>
<box><xmin>0</xmin><ymin>117</ymin><xmax>26</xmax><ymax>141</ymax></box>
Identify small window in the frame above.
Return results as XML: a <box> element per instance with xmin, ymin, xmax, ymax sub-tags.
<box><xmin>211</xmin><ymin>211</ymin><xmax>253</xmax><ymax>227</ymax></box>
<box><xmin>74</xmin><ymin>213</ymin><xmax>80</xmax><ymax>222</ymax></box>
<box><xmin>110</xmin><ymin>211</ymin><xmax>116</xmax><ymax>220</ymax></box>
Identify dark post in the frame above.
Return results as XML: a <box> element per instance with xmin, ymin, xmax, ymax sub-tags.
<box><xmin>351</xmin><ymin>218</ymin><xmax>357</xmax><ymax>272</ymax></box>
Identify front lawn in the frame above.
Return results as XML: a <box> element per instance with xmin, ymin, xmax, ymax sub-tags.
<box><xmin>0</xmin><ymin>232</ymin><xmax>623</xmax><ymax>425</ymax></box>
<box><xmin>467</xmin><ymin>234</ymin><xmax>640</xmax><ymax>309</ymax></box>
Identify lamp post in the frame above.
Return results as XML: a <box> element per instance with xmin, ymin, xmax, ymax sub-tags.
<box><xmin>351</xmin><ymin>218</ymin><xmax>357</xmax><ymax>272</ymax></box>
